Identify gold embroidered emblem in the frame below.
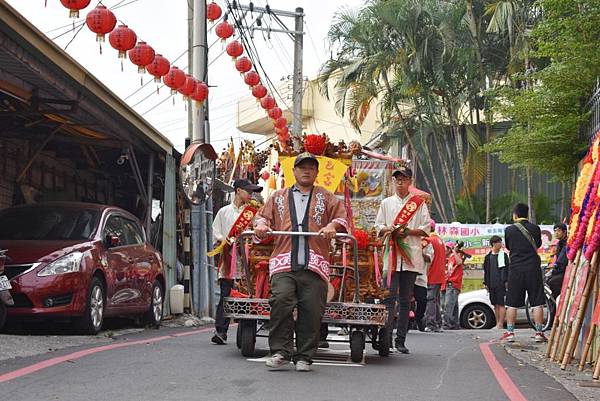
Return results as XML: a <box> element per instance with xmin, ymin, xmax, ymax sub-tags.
<box><xmin>406</xmin><ymin>201</ymin><xmax>417</xmax><ymax>212</ymax></box>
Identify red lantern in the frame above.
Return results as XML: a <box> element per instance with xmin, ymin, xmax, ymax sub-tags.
<box><xmin>268</xmin><ymin>107</ymin><xmax>283</xmax><ymax>120</ymax></box>
<box><xmin>244</xmin><ymin>71</ymin><xmax>260</xmax><ymax>87</ymax></box>
<box><xmin>85</xmin><ymin>5</ymin><xmax>116</xmax><ymax>44</ymax></box>
<box><xmin>278</xmin><ymin>131</ymin><xmax>290</xmax><ymax>143</ymax></box>
<box><xmin>179</xmin><ymin>75</ymin><xmax>198</xmax><ymax>99</ymax></box>
<box><xmin>277</xmin><ymin>127</ymin><xmax>290</xmax><ymax>137</ymax></box>
<box><xmin>261</xmin><ymin>96</ymin><xmax>276</xmax><ymax>110</ymax></box>
<box><xmin>252</xmin><ymin>84</ymin><xmax>267</xmax><ymax>99</ymax></box>
<box><xmin>60</xmin><ymin>0</ymin><xmax>91</xmax><ymax>18</ymax></box>
<box><xmin>109</xmin><ymin>25</ymin><xmax>137</xmax><ymax>59</ymax></box>
<box><xmin>260</xmin><ymin>171</ymin><xmax>270</xmax><ymax>181</ymax></box>
<box><xmin>207</xmin><ymin>2</ymin><xmax>222</xmax><ymax>22</ymax></box>
<box><xmin>273</xmin><ymin>117</ymin><xmax>287</xmax><ymax>129</ymax></box>
<box><xmin>146</xmin><ymin>54</ymin><xmax>170</xmax><ymax>83</ymax></box>
<box><xmin>163</xmin><ymin>66</ymin><xmax>187</xmax><ymax>93</ymax></box>
<box><xmin>235</xmin><ymin>56</ymin><xmax>252</xmax><ymax>73</ymax></box>
<box><xmin>226</xmin><ymin>40</ymin><xmax>244</xmax><ymax>59</ymax></box>
<box><xmin>215</xmin><ymin>21</ymin><xmax>234</xmax><ymax>41</ymax></box>
<box><xmin>192</xmin><ymin>81</ymin><xmax>209</xmax><ymax>105</ymax></box>
<box><xmin>128</xmin><ymin>42</ymin><xmax>155</xmax><ymax>73</ymax></box>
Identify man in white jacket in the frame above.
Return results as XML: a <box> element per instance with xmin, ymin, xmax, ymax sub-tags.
<box><xmin>375</xmin><ymin>166</ymin><xmax>430</xmax><ymax>354</ymax></box>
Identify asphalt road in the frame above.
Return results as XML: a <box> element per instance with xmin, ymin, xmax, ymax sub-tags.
<box><xmin>0</xmin><ymin>326</ymin><xmax>578</xmax><ymax>401</ymax></box>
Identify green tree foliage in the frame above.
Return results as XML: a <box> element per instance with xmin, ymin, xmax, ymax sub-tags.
<box><xmin>486</xmin><ymin>0</ymin><xmax>600</xmax><ymax>180</ymax></box>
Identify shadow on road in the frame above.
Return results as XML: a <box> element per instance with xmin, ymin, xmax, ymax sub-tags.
<box><xmin>1</xmin><ymin>317</ymin><xmax>144</xmax><ymax>336</ymax></box>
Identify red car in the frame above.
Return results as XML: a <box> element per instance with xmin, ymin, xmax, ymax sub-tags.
<box><xmin>0</xmin><ymin>202</ymin><xmax>165</xmax><ymax>334</ymax></box>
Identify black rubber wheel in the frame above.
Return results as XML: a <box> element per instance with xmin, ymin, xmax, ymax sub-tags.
<box><xmin>350</xmin><ymin>330</ymin><xmax>365</xmax><ymax>363</ymax></box>
<box><xmin>460</xmin><ymin>303</ymin><xmax>495</xmax><ymax>330</ymax></box>
<box><xmin>240</xmin><ymin>320</ymin><xmax>257</xmax><ymax>357</ymax></box>
<box><xmin>378</xmin><ymin>327</ymin><xmax>390</xmax><ymax>357</ymax></box>
<box><xmin>77</xmin><ymin>277</ymin><xmax>105</xmax><ymax>335</ymax></box>
<box><xmin>0</xmin><ymin>302</ymin><xmax>6</xmax><ymax>331</ymax></box>
<box><xmin>526</xmin><ymin>295</ymin><xmax>555</xmax><ymax>332</ymax></box>
<box><xmin>144</xmin><ymin>281</ymin><xmax>164</xmax><ymax>328</ymax></box>
<box><xmin>236</xmin><ymin>322</ymin><xmax>242</xmax><ymax>349</ymax></box>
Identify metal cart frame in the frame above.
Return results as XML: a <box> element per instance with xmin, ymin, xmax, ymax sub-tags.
<box><xmin>223</xmin><ymin>231</ymin><xmax>389</xmax><ymax>362</ymax></box>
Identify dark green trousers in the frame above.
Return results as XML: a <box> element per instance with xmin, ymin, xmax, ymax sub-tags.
<box><xmin>268</xmin><ymin>270</ymin><xmax>327</xmax><ymax>363</ymax></box>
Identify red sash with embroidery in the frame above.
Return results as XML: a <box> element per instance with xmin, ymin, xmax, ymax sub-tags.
<box><xmin>382</xmin><ymin>195</ymin><xmax>425</xmax><ymax>287</ymax></box>
<box><xmin>208</xmin><ymin>203</ymin><xmax>258</xmax><ymax>279</ymax></box>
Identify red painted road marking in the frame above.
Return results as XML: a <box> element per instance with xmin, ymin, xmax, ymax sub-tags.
<box><xmin>0</xmin><ymin>327</ymin><xmax>213</xmax><ymax>383</ymax></box>
<box><xmin>480</xmin><ymin>342</ymin><xmax>528</xmax><ymax>401</ymax></box>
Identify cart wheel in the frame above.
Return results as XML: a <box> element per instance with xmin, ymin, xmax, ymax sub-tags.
<box><xmin>240</xmin><ymin>320</ymin><xmax>257</xmax><ymax>357</ymax></box>
<box><xmin>350</xmin><ymin>330</ymin><xmax>365</xmax><ymax>363</ymax></box>
<box><xmin>236</xmin><ymin>323</ymin><xmax>242</xmax><ymax>349</ymax></box>
<box><xmin>378</xmin><ymin>327</ymin><xmax>390</xmax><ymax>357</ymax></box>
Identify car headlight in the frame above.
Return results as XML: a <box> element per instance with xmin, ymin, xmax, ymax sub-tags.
<box><xmin>37</xmin><ymin>252</ymin><xmax>84</xmax><ymax>277</ymax></box>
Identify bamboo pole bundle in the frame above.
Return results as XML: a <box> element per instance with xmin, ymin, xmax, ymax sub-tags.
<box><xmin>546</xmin><ymin>250</ymin><xmax>581</xmax><ymax>358</ymax></box>
<box><xmin>578</xmin><ymin>324</ymin><xmax>596</xmax><ymax>371</ymax></box>
<box><xmin>550</xmin><ymin>251</ymin><xmax>582</xmax><ymax>360</ymax></box>
<box><xmin>561</xmin><ymin>252</ymin><xmax>599</xmax><ymax>369</ymax></box>
<box><xmin>556</xmin><ymin>255</ymin><xmax>593</xmax><ymax>363</ymax></box>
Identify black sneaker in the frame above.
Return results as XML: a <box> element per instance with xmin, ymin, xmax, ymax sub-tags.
<box><xmin>318</xmin><ymin>340</ymin><xmax>330</xmax><ymax>349</ymax></box>
<box><xmin>211</xmin><ymin>332</ymin><xmax>227</xmax><ymax>345</ymax></box>
<box><xmin>394</xmin><ymin>339</ymin><xmax>409</xmax><ymax>354</ymax></box>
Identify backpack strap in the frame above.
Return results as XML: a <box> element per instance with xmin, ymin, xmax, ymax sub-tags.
<box><xmin>514</xmin><ymin>222</ymin><xmax>538</xmax><ymax>253</ymax></box>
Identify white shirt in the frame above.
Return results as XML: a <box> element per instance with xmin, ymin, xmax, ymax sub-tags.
<box><xmin>375</xmin><ymin>193</ymin><xmax>431</xmax><ymax>275</ymax></box>
<box><xmin>212</xmin><ymin>202</ymin><xmax>246</xmax><ymax>280</ymax></box>
<box><xmin>212</xmin><ymin>202</ymin><xmax>245</xmax><ymax>241</ymax></box>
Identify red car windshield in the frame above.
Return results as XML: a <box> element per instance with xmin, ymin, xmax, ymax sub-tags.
<box><xmin>0</xmin><ymin>206</ymin><xmax>100</xmax><ymax>241</ymax></box>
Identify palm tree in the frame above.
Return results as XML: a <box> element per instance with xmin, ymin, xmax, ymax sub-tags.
<box><xmin>485</xmin><ymin>0</ymin><xmax>541</xmax><ymax>219</ymax></box>
<box><xmin>320</xmin><ymin>0</ymin><xmax>468</xmax><ymax>220</ymax></box>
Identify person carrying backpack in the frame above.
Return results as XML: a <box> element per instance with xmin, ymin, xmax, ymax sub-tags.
<box><xmin>500</xmin><ymin>203</ymin><xmax>546</xmax><ymax>343</ymax></box>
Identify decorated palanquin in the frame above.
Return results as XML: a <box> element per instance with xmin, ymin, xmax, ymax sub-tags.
<box><xmin>224</xmin><ymin>133</ymin><xmax>432</xmax><ymax>361</ymax></box>
<box><xmin>234</xmin><ymin>133</ymin><xmax>432</xmax><ymax>303</ymax></box>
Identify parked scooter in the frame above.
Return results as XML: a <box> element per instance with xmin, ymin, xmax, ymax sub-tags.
<box><xmin>0</xmin><ymin>249</ymin><xmax>14</xmax><ymax>330</ymax></box>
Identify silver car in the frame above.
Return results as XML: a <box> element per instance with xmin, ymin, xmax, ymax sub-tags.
<box><xmin>458</xmin><ymin>289</ymin><xmax>533</xmax><ymax>330</ymax></box>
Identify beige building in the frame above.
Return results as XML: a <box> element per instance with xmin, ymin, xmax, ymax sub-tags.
<box><xmin>235</xmin><ymin>76</ymin><xmax>383</xmax><ymax>146</ymax></box>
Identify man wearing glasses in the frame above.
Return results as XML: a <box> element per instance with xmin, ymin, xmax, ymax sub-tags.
<box><xmin>375</xmin><ymin>166</ymin><xmax>431</xmax><ymax>354</ymax></box>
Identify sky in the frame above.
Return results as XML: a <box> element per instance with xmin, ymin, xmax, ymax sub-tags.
<box><xmin>6</xmin><ymin>0</ymin><xmax>365</xmax><ymax>153</ymax></box>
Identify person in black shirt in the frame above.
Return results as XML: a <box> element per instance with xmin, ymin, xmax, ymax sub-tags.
<box><xmin>500</xmin><ymin>203</ymin><xmax>547</xmax><ymax>343</ymax></box>
<box><xmin>483</xmin><ymin>236</ymin><xmax>509</xmax><ymax>329</ymax></box>
<box><xmin>547</xmin><ymin>223</ymin><xmax>568</xmax><ymax>299</ymax></box>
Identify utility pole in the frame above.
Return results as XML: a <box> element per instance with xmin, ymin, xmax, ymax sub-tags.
<box><xmin>188</xmin><ymin>2</ymin><xmax>194</xmax><ymax>140</ymax></box>
<box><xmin>191</xmin><ymin>0</ymin><xmax>210</xmax><ymax>318</ymax></box>
<box><xmin>230</xmin><ymin>4</ymin><xmax>305</xmax><ymax>143</ymax></box>
<box><xmin>291</xmin><ymin>7</ymin><xmax>303</xmax><ymax>139</ymax></box>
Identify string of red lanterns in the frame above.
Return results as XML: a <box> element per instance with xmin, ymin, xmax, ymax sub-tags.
<box><xmin>56</xmin><ymin>0</ymin><xmax>293</xmax><ymax>128</ymax></box>
<box><xmin>206</xmin><ymin>6</ymin><xmax>290</xmax><ymax>150</ymax></box>
<box><xmin>57</xmin><ymin>0</ymin><xmax>209</xmax><ymax>107</ymax></box>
